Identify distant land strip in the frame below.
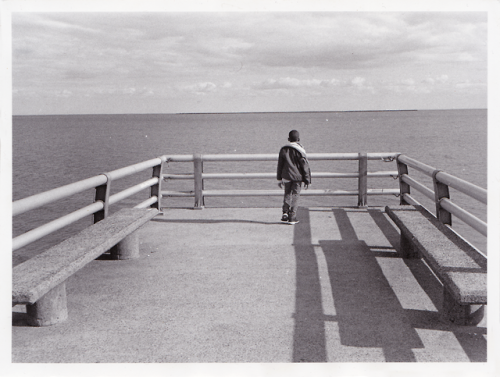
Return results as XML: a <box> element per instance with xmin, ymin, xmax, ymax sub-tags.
<box><xmin>176</xmin><ymin>109</ymin><xmax>419</xmax><ymax>115</ymax></box>
<box><xmin>16</xmin><ymin>108</ymin><xmax>488</xmax><ymax>117</ymax></box>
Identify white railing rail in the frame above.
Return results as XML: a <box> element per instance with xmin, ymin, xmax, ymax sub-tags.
<box><xmin>12</xmin><ymin>157</ymin><xmax>166</xmax><ymax>251</ymax></box>
<box><xmin>396</xmin><ymin>154</ymin><xmax>487</xmax><ymax>236</ymax></box>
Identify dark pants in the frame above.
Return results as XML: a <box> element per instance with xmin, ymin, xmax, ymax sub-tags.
<box><xmin>282</xmin><ymin>181</ymin><xmax>302</xmax><ymax>218</ymax></box>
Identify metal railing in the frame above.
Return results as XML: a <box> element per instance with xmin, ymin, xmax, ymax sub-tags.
<box><xmin>12</xmin><ymin>152</ymin><xmax>487</xmax><ymax>252</ymax></box>
<box><xmin>396</xmin><ymin>154</ymin><xmax>487</xmax><ymax>236</ymax></box>
<box><xmin>12</xmin><ymin>157</ymin><xmax>166</xmax><ymax>251</ymax></box>
<box><xmin>161</xmin><ymin>152</ymin><xmax>400</xmax><ymax>208</ymax></box>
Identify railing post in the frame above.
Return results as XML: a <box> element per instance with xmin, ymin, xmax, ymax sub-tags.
<box><xmin>357</xmin><ymin>153</ymin><xmax>368</xmax><ymax>207</ymax></box>
<box><xmin>150</xmin><ymin>157</ymin><xmax>165</xmax><ymax>211</ymax></box>
<box><xmin>193</xmin><ymin>154</ymin><xmax>204</xmax><ymax>209</ymax></box>
<box><xmin>432</xmin><ymin>170</ymin><xmax>452</xmax><ymax>225</ymax></box>
<box><xmin>94</xmin><ymin>173</ymin><xmax>111</xmax><ymax>223</ymax></box>
<box><xmin>396</xmin><ymin>155</ymin><xmax>410</xmax><ymax>205</ymax></box>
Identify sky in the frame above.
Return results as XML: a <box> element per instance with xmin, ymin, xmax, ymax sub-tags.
<box><xmin>7</xmin><ymin>7</ymin><xmax>491</xmax><ymax>115</ymax></box>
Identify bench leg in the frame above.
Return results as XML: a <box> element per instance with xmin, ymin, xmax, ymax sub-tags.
<box><xmin>400</xmin><ymin>233</ymin><xmax>419</xmax><ymax>259</ymax></box>
<box><xmin>110</xmin><ymin>230</ymin><xmax>140</xmax><ymax>260</ymax></box>
<box><xmin>442</xmin><ymin>287</ymin><xmax>485</xmax><ymax>326</ymax></box>
<box><xmin>26</xmin><ymin>282</ymin><xmax>68</xmax><ymax>326</ymax></box>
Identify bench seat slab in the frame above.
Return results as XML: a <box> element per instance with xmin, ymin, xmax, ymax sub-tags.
<box><xmin>442</xmin><ymin>271</ymin><xmax>487</xmax><ymax>304</ymax></box>
<box><xmin>385</xmin><ymin>205</ymin><xmax>487</xmax><ymax>325</ymax></box>
<box><xmin>13</xmin><ymin>208</ymin><xmax>158</xmax><ymax>306</ymax></box>
<box><xmin>386</xmin><ymin>206</ymin><xmax>486</xmax><ymax>273</ymax></box>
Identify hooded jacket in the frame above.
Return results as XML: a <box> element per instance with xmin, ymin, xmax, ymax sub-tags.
<box><xmin>277</xmin><ymin>143</ymin><xmax>312</xmax><ymax>184</ymax></box>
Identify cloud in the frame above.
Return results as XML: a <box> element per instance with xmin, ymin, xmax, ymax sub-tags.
<box><xmin>14</xmin><ymin>12</ymin><xmax>486</xmax><ymax>81</ymax></box>
<box><xmin>64</xmin><ymin>69</ymin><xmax>101</xmax><ymax>80</ymax></box>
<box><xmin>11</xmin><ymin>12</ymin><xmax>487</xmax><ymax>114</ymax></box>
<box><xmin>182</xmin><ymin>82</ymin><xmax>217</xmax><ymax>95</ymax></box>
<box><xmin>350</xmin><ymin>76</ymin><xmax>375</xmax><ymax>93</ymax></box>
<box><xmin>351</xmin><ymin>77</ymin><xmax>366</xmax><ymax>87</ymax></box>
<box><xmin>455</xmin><ymin>81</ymin><xmax>486</xmax><ymax>91</ymax></box>
<box><xmin>252</xmin><ymin>75</ymin><xmax>380</xmax><ymax>96</ymax></box>
<box><xmin>218</xmin><ymin>12</ymin><xmax>487</xmax><ymax>71</ymax></box>
<box><xmin>422</xmin><ymin>75</ymin><xmax>449</xmax><ymax>86</ymax></box>
<box><xmin>13</xmin><ymin>13</ymin><xmax>100</xmax><ymax>35</ymax></box>
<box><xmin>123</xmin><ymin>88</ymin><xmax>136</xmax><ymax>95</ymax></box>
<box><xmin>436</xmin><ymin>75</ymin><xmax>449</xmax><ymax>83</ymax></box>
<box><xmin>385</xmin><ymin>78</ymin><xmax>432</xmax><ymax>94</ymax></box>
<box><xmin>58</xmin><ymin>90</ymin><xmax>73</xmax><ymax>97</ymax></box>
<box><xmin>401</xmin><ymin>78</ymin><xmax>415</xmax><ymax>86</ymax></box>
<box><xmin>253</xmin><ymin>77</ymin><xmax>340</xmax><ymax>90</ymax></box>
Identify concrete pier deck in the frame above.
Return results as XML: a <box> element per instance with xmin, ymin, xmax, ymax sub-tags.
<box><xmin>11</xmin><ymin>206</ymin><xmax>487</xmax><ymax>363</ymax></box>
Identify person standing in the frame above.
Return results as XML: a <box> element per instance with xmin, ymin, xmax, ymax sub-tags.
<box><xmin>277</xmin><ymin>130</ymin><xmax>311</xmax><ymax>224</ymax></box>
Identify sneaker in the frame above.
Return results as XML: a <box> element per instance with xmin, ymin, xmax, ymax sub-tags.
<box><xmin>281</xmin><ymin>213</ymin><xmax>288</xmax><ymax>222</ymax></box>
<box><xmin>288</xmin><ymin>216</ymin><xmax>299</xmax><ymax>225</ymax></box>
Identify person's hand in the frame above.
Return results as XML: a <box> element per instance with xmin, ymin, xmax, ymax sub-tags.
<box><xmin>278</xmin><ymin>181</ymin><xmax>284</xmax><ymax>189</ymax></box>
<box><xmin>304</xmin><ymin>183</ymin><xmax>310</xmax><ymax>190</ymax></box>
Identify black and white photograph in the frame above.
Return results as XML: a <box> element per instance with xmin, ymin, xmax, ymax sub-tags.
<box><xmin>2</xmin><ymin>0</ymin><xmax>499</xmax><ymax>376</ymax></box>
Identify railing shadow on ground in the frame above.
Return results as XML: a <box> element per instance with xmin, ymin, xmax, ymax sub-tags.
<box><xmin>292</xmin><ymin>207</ymin><xmax>486</xmax><ymax>362</ymax></box>
<box><xmin>151</xmin><ymin>218</ymin><xmax>280</xmax><ymax>225</ymax></box>
<box><xmin>366</xmin><ymin>208</ymin><xmax>487</xmax><ymax>362</ymax></box>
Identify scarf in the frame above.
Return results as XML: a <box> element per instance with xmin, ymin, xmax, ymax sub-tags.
<box><xmin>285</xmin><ymin>142</ymin><xmax>307</xmax><ymax>158</ymax></box>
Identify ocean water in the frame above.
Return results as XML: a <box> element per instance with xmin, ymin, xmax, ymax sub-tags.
<box><xmin>12</xmin><ymin>109</ymin><xmax>487</xmax><ymax>264</ymax></box>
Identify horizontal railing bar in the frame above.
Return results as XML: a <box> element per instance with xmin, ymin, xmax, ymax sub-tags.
<box><xmin>13</xmin><ymin>158</ymin><xmax>163</xmax><ymax>216</ymax></box>
<box><xmin>160</xmin><ymin>152</ymin><xmax>399</xmax><ymax>163</ymax></box>
<box><xmin>106</xmin><ymin>158</ymin><xmax>162</xmax><ymax>181</ymax></box>
<box><xmin>307</xmin><ymin>153</ymin><xmax>385</xmax><ymax>161</ymax></box>
<box><xmin>436</xmin><ymin>171</ymin><xmax>487</xmax><ymax>204</ymax></box>
<box><xmin>162</xmin><ymin>189</ymin><xmax>355</xmax><ymax>197</ymax></box>
<box><xmin>401</xmin><ymin>174</ymin><xmax>435</xmax><ymax>201</ymax></box>
<box><xmin>367</xmin><ymin>189</ymin><xmax>400</xmax><ymax>195</ymax></box>
<box><xmin>163</xmin><ymin>171</ymin><xmax>400</xmax><ymax>180</ymax></box>
<box><xmin>201</xmin><ymin>189</ymin><xmax>359</xmax><ymax>197</ymax></box>
<box><xmin>134</xmin><ymin>196</ymin><xmax>158</xmax><ymax>209</ymax></box>
<box><xmin>12</xmin><ymin>202</ymin><xmax>104</xmax><ymax>251</ymax></box>
<box><xmin>203</xmin><ymin>153</ymin><xmax>359</xmax><ymax>161</ymax></box>
<box><xmin>201</xmin><ymin>154</ymin><xmax>278</xmax><ymax>161</ymax></box>
<box><xmin>368</xmin><ymin>171</ymin><xmax>399</xmax><ymax>178</ymax></box>
<box><xmin>162</xmin><ymin>188</ymin><xmax>399</xmax><ymax>198</ymax></box>
<box><xmin>203</xmin><ymin>173</ymin><xmax>274</xmax><ymax>179</ymax></box>
<box><xmin>108</xmin><ymin>178</ymin><xmax>158</xmax><ymax>205</ymax></box>
<box><xmin>160</xmin><ymin>155</ymin><xmax>196</xmax><ymax>162</ymax></box>
<box><xmin>14</xmin><ymin>178</ymin><xmax>158</xmax><ymax>250</ymax></box>
<box><xmin>366</xmin><ymin>152</ymin><xmax>400</xmax><ymax>160</ymax></box>
<box><xmin>398</xmin><ymin>155</ymin><xmax>437</xmax><ymax>177</ymax></box>
<box><xmin>161</xmin><ymin>191</ymin><xmax>195</xmax><ymax>197</ymax></box>
<box><xmin>402</xmin><ymin>193</ymin><xmax>424</xmax><ymax>206</ymax></box>
<box><xmin>401</xmin><ymin>194</ymin><xmax>486</xmax><ymax>244</ymax></box>
<box><xmin>163</xmin><ymin>173</ymin><xmax>195</xmax><ymax>180</ymax></box>
<box><xmin>13</xmin><ymin>175</ymin><xmax>107</xmax><ymax>216</ymax></box>
<box><xmin>440</xmin><ymin>198</ymin><xmax>487</xmax><ymax>236</ymax></box>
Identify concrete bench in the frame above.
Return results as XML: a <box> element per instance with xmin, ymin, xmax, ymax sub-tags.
<box><xmin>385</xmin><ymin>205</ymin><xmax>487</xmax><ymax>326</ymax></box>
<box><xmin>13</xmin><ymin>207</ymin><xmax>159</xmax><ymax>326</ymax></box>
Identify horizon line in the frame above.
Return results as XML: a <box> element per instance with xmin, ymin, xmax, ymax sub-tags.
<box><xmin>12</xmin><ymin>108</ymin><xmax>486</xmax><ymax>117</ymax></box>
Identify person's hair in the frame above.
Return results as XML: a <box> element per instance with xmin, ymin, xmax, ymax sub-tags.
<box><xmin>288</xmin><ymin>130</ymin><xmax>300</xmax><ymax>142</ymax></box>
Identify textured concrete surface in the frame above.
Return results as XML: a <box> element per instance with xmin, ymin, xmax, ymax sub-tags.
<box><xmin>13</xmin><ymin>208</ymin><xmax>159</xmax><ymax>305</ymax></box>
<box><xmin>385</xmin><ymin>205</ymin><xmax>487</xmax><ymax>304</ymax></box>
<box><xmin>11</xmin><ymin>207</ymin><xmax>487</xmax><ymax>363</ymax></box>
